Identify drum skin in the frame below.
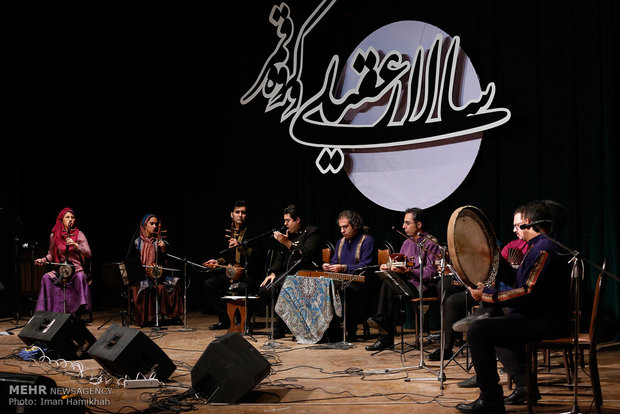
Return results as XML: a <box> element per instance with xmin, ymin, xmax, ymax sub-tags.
<box><xmin>447</xmin><ymin>206</ymin><xmax>500</xmax><ymax>288</ymax></box>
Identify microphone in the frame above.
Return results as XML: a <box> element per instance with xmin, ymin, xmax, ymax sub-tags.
<box><xmin>519</xmin><ymin>220</ymin><xmax>552</xmax><ymax>230</ymax></box>
<box><xmin>354</xmin><ymin>265</ymin><xmax>379</xmax><ymax>273</ymax></box>
<box><xmin>392</xmin><ymin>225</ymin><xmax>410</xmax><ymax>240</ymax></box>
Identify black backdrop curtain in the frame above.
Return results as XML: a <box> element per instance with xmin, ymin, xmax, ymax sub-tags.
<box><xmin>1</xmin><ymin>1</ymin><xmax>618</xmax><ymax>339</ymax></box>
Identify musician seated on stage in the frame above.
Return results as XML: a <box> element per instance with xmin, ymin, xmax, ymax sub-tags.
<box><xmin>34</xmin><ymin>207</ymin><xmax>92</xmax><ymax>316</ymax></box>
<box><xmin>127</xmin><ymin>214</ymin><xmax>183</xmax><ymax>327</ymax></box>
<box><xmin>365</xmin><ymin>207</ymin><xmax>442</xmax><ymax>352</ymax></box>
<box><xmin>202</xmin><ymin>200</ymin><xmax>262</xmax><ymax>331</ymax></box>
<box><xmin>456</xmin><ymin>200</ymin><xmax>571</xmax><ymax>413</ymax></box>
<box><xmin>437</xmin><ymin>205</ymin><xmax>529</xmax><ymax>362</ymax></box>
<box><xmin>259</xmin><ymin>204</ymin><xmax>322</xmax><ymax>340</ymax></box>
<box><xmin>322</xmin><ymin>210</ymin><xmax>375</xmax><ymax>342</ymax></box>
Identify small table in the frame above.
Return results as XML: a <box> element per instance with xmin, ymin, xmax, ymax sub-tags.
<box><xmin>275</xmin><ymin>275</ymin><xmax>342</xmax><ymax>344</ymax></box>
<box><xmin>221</xmin><ymin>296</ymin><xmax>259</xmax><ymax>333</ymax></box>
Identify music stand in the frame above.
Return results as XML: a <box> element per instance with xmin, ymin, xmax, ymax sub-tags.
<box><xmin>441</xmin><ymin>263</ymin><xmax>474</xmax><ymax>373</ymax></box>
<box><xmin>264</xmin><ymin>257</ymin><xmax>303</xmax><ymax>349</ymax></box>
<box><xmin>332</xmin><ymin>270</ymin><xmax>369</xmax><ymax>350</ymax></box>
<box><xmin>167</xmin><ymin>254</ymin><xmax>208</xmax><ymax>332</ymax></box>
<box><xmin>373</xmin><ymin>270</ymin><xmax>415</xmax><ymax>355</ymax></box>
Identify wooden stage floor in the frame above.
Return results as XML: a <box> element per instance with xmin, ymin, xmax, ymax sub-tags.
<box><xmin>1</xmin><ymin>309</ymin><xmax>619</xmax><ymax>413</ymax></box>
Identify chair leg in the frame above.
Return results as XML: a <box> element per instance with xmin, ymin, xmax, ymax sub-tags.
<box><xmin>526</xmin><ymin>343</ymin><xmax>538</xmax><ymax>413</ymax></box>
<box><xmin>589</xmin><ymin>350</ymin><xmax>603</xmax><ymax>412</ymax></box>
<box><xmin>564</xmin><ymin>349</ymin><xmax>574</xmax><ymax>387</ymax></box>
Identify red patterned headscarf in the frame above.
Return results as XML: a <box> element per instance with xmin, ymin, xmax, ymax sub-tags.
<box><xmin>51</xmin><ymin>207</ymin><xmax>80</xmax><ymax>262</ymax></box>
<box><xmin>137</xmin><ymin>214</ymin><xmax>157</xmax><ymax>265</ymax></box>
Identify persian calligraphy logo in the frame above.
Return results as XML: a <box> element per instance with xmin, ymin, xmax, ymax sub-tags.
<box><xmin>241</xmin><ymin>0</ymin><xmax>511</xmax><ymax>211</ymax></box>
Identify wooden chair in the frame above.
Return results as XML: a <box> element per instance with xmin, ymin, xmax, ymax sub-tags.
<box><xmin>364</xmin><ymin>241</ymin><xmax>395</xmax><ymax>338</ymax></box>
<box><xmin>322</xmin><ymin>241</ymin><xmax>335</xmax><ymax>264</ymax></box>
<box><xmin>408</xmin><ymin>253</ymin><xmax>440</xmax><ymax>341</ymax></box>
<box><xmin>526</xmin><ymin>269</ymin><xmax>605</xmax><ymax>412</ymax></box>
<box><xmin>410</xmin><ymin>295</ymin><xmax>440</xmax><ymax>341</ymax></box>
<box><xmin>377</xmin><ymin>241</ymin><xmax>394</xmax><ymax>266</ymax></box>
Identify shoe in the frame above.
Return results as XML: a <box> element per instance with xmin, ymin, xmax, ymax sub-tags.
<box><xmin>453</xmin><ymin>312</ymin><xmax>490</xmax><ymax>333</ymax></box>
<box><xmin>365</xmin><ymin>337</ymin><xmax>394</xmax><ymax>351</ymax></box>
<box><xmin>208</xmin><ymin>322</ymin><xmax>230</xmax><ymax>330</ymax></box>
<box><xmin>271</xmin><ymin>330</ymin><xmax>285</xmax><ymax>339</ymax></box>
<box><xmin>366</xmin><ymin>317</ymin><xmax>389</xmax><ymax>335</ymax></box>
<box><xmin>427</xmin><ymin>332</ymin><xmax>441</xmax><ymax>342</ymax></box>
<box><xmin>456</xmin><ymin>397</ymin><xmax>505</xmax><ymax>413</ymax></box>
<box><xmin>457</xmin><ymin>375</ymin><xmax>480</xmax><ymax>388</ymax></box>
<box><xmin>503</xmin><ymin>386</ymin><xmax>540</xmax><ymax>405</ymax></box>
<box><xmin>427</xmin><ymin>348</ymin><xmax>453</xmax><ymax>361</ymax></box>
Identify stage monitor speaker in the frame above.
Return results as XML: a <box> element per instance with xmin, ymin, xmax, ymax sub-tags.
<box><xmin>17</xmin><ymin>311</ymin><xmax>96</xmax><ymax>360</ymax></box>
<box><xmin>191</xmin><ymin>332</ymin><xmax>271</xmax><ymax>403</ymax></box>
<box><xmin>87</xmin><ymin>324</ymin><xmax>176</xmax><ymax>380</ymax></box>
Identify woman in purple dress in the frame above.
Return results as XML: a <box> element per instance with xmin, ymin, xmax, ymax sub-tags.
<box><xmin>34</xmin><ymin>207</ymin><xmax>92</xmax><ymax>315</ymax></box>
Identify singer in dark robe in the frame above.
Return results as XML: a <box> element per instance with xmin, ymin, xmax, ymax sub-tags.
<box><xmin>128</xmin><ymin>214</ymin><xmax>183</xmax><ymax>327</ymax></box>
<box><xmin>322</xmin><ymin>210</ymin><xmax>375</xmax><ymax>342</ymax></box>
<box><xmin>34</xmin><ymin>207</ymin><xmax>92</xmax><ymax>315</ymax></box>
<box><xmin>259</xmin><ymin>204</ymin><xmax>322</xmax><ymax>339</ymax></box>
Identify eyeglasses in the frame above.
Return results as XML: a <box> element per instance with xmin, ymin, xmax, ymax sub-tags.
<box><xmin>513</xmin><ymin>222</ymin><xmax>523</xmax><ymax>230</ymax></box>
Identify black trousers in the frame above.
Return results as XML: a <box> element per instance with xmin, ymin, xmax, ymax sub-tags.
<box><xmin>257</xmin><ymin>283</ymin><xmax>287</xmax><ymax>333</ymax></box>
<box><xmin>342</xmin><ymin>281</ymin><xmax>368</xmax><ymax>336</ymax></box>
<box><xmin>203</xmin><ymin>271</ymin><xmax>231</xmax><ymax>323</ymax></box>
<box><xmin>203</xmin><ymin>271</ymin><xmax>253</xmax><ymax>324</ymax></box>
<box><xmin>375</xmin><ymin>278</ymin><xmax>416</xmax><ymax>336</ymax></box>
<box><xmin>443</xmin><ymin>288</ymin><xmax>473</xmax><ymax>350</ymax></box>
<box><xmin>375</xmin><ymin>276</ymin><xmax>464</xmax><ymax>336</ymax></box>
<box><xmin>467</xmin><ymin>313</ymin><xmax>549</xmax><ymax>401</ymax></box>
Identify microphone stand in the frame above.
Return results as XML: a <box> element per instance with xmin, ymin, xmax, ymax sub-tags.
<box><xmin>333</xmin><ymin>267</ymin><xmax>371</xmax><ymax>350</ymax></box>
<box><xmin>264</xmin><ymin>257</ymin><xmax>304</xmax><ymax>349</ymax></box>
<box><xmin>62</xmin><ymin>229</ymin><xmax>72</xmax><ymax>314</ymax></box>
<box><xmin>437</xmin><ymin>245</ymin><xmax>448</xmax><ymax>389</ymax></box>
<box><xmin>526</xmin><ymin>228</ymin><xmax>619</xmax><ymax>414</ymax></box>
<box><xmin>167</xmin><ymin>253</ymin><xmax>206</xmax><ymax>332</ymax></box>
<box><xmin>391</xmin><ymin>227</ymin><xmax>442</xmax><ymax>382</ymax></box>
<box><xmin>412</xmin><ymin>237</ymin><xmax>438</xmax><ymax>377</ymax></box>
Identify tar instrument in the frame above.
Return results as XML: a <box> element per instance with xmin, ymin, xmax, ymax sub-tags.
<box><xmin>41</xmin><ymin>260</ymin><xmax>76</xmax><ymax>281</ymax></box>
<box><xmin>206</xmin><ymin>262</ymin><xmax>245</xmax><ymax>281</ymax></box>
<box><xmin>386</xmin><ymin>253</ymin><xmax>415</xmax><ymax>268</ymax></box>
<box><xmin>222</xmin><ymin>221</ymin><xmax>245</xmax><ymax>281</ymax></box>
<box><xmin>58</xmin><ymin>226</ymin><xmax>76</xmax><ymax>281</ymax></box>
<box><xmin>446</xmin><ymin>205</ymin><xmax>500</xmax><ymax>288</ymax></box>
<box><xmin>507</xmin><ymin>247</ymin><xmax>525</xmax><ymax>268</ymax></box>
<box><xmin>146</xmin><ymin>221</ymin><xmax>168</xmax><ymax>280</ymax></box>
<box><xmin>296</xmin><ymin>270</ymin><xmax>365</xmax><ymax>283</ymax></box>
